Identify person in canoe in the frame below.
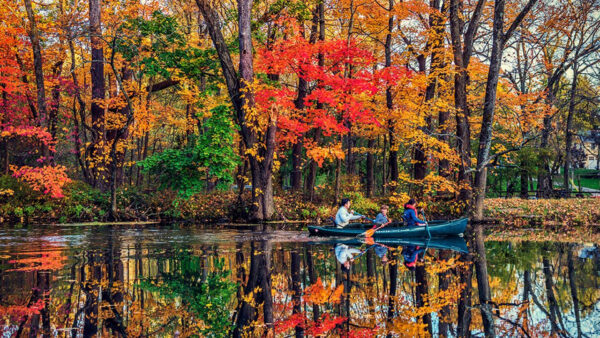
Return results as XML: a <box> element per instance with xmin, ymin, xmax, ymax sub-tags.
<box><xmin>335</xmin><ymin>243</ymin><xmax>362</xmax><ymax>271</ymax></box>
<box><xmin>402</xmin><ymin>245</ymin><xmax>425</xmax><ymax>270</ymax></box>
<box><xmin>403</xmin><ymin>199</ymin><xmax>427</xmax><ymax>227</ymax></box>
<box><xmin>335</xmin><ymin>198</ymin><xmax>365</xmax><ymax>228</ymax></box>
<box><xmin>371</xmin><ymin>204</ymin><xmax>391</xmax><ymax>228</ymax></box>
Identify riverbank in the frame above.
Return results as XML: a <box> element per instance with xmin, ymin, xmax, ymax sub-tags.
<box><xmin>1</xmin><ymin>177</ymin><xmax>599</xmax><ymax>228</ymax></box>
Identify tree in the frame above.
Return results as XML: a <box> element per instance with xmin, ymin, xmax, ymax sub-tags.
<box><xmin>472</xmin><ymin>0</ymin><xmax>539</xmax><ymax>221</ymax></box>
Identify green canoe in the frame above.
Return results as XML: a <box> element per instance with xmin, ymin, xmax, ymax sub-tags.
<box><xmin>308</xmin><ymin>217</ymin><xmax>468</xmax><ymax>238</ymax></box>
<box><xmin>320</xmin><ymin>236</ymin><xmax>468</xmax><ymax>253</ymax></box>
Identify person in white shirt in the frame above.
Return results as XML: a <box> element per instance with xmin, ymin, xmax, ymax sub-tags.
<box><xmin>335</xmin><ymin>198</ymin><xmax>364</xmax><ymax>228</ymax></box>
<box><xmin>335</xmin><ymin>243</ymin><xmax>362</xmax><ymax>271</ymax></box>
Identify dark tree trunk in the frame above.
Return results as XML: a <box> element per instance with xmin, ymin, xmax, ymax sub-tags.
<box><xmin>234</xmin><ymin>241</ymin><xmax>273</xmax><ymax>336</ymax></box>
<box><xmin>291</xmin><ymin>142</ymin><xmax>303</xmax><ymax>191</ymax></box>
<box><xmin>89</xmin><ymin>0</ymin><xmax>106</xmax><ymax>189</ymax></box>
<box><xmin>291</xmin><ymin>251</ymin><xmax>304</xmax><ymax>337</ymax></box>
<box><xmin>24</xmin><ymin>0</ymin><xmax>47</xmax><ymax>123</ymax></box>
<box><xmin>197</xmin><ymin>0</ymin><xmax>275</xmax><ymax>221</ymax></box>
<box><xmin>537</xmin><ymin>116</ymin><xmax>553</xmax><ymax>198</ymax></box>
<box><xmin>415</xmin><ymin>263</ymin><xmax>433</xmax><ymax>334</ymax></box>
<box><xmin>449</xmin><ymin>0</ymin><xmax>485</xmax><ymax>209</ymax></box>
<box><xmin>437</xmin><ymin>250</ymin><xmax>452</xmax><ymax>337</ymax></box>
<box><xmin>304</xmin><ymin>1</ymin><xmax>325</xmax><ymax>201</ymax></box>
<box><xmin>366</xmin><ymin>138</ymin><xmax>375</xmax><ymax>197</ymax></box>
<box><xmin>334</xmin><ymin>157</ymin><xmax>341</xmax><ymax>205</ymax></box>
<box><xmin>567</xmin><ymin>245</ymin><xmax>582</xmax><ymax>338</ymax></box>
<box><xmin>520</xmin><ymin>158</ymin><xmax>529</xmax><ymax>199</ymax></box>
<box><xmin>385</xmin><ymin>0</ymin><xmax>397</xmax><ymax>187</ymax></box>
<box><xmin>304</xmin><ymin>245</ymin><xmax>320</xmax><ymax>322</ymax></box>
<box><xmin>473</xmin><ymin>224</ymin><xmax>495</xmax><ymax>336</ymax></box>
<box><xmin>456</xmin><ymin>251</ymin><xmax>473</xmax><ymax>337</ymax></box>
<box><xmin>387</xmin><ymin>251</ymin><xmax>398</xmax><ymax>320</ymax></box>
<box><xmin>473</xmin><ymin>0</ymin><xmax>538</xmax><ymax>220</ymax></box>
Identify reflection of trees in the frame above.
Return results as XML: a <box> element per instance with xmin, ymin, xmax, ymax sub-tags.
<box><xmin>473</xmin><ymin>224</ymin><xmax>495</xmax><ymax>337</ymax></box>
<box><xmin>5</xmin><ymin>228</ymin><xmax>600</xmax><ymax>337</ymax></box>
<box><xmin>438</xmin><ymin>250</ymin><xmax>452</xmax><ymax>337</ymax></box>
<box><xmin>457</xmin><ymin>250</ymin><xmax>473</xmax><ymax>337</ymax></box>
<box><xmin>233</xmin><ymin>240</ymin><xmax>274</xmax><ymax>337</ymax></box>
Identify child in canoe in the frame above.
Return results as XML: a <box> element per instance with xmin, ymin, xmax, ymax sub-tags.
<box><xmin>372</xmin><ymin>205</ymin><xmax>392</xmax><ymax>229</ymax></box>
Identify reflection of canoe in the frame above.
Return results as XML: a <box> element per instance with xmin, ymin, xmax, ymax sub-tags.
<box><xmin>308</xmin><ymin>218</ymin><xmax>468</xmax><ymax>238</ymax></box>
<box><xmin>328</xmin><ymin>236</ymin><xmax>469</xmax><ymax>253</ymax></box>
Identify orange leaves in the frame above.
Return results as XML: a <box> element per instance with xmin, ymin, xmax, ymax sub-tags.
<box><xmin>303</xmin><ymin>277</ymin><xmax>344</xmax><ymax>305</ymax></box>
<box><xmin>306</xmin><ymin>144</ymin><xmax>345</xmax><ymax>167</ymax></box>
<box><xmin>0</xmin><ymin>299</ymin><xmax>45</xmax><ymax>323</ymax></box>
<box><xmin>0</xmin><ymin>125</ymin><xmax>56</xmax><ymax>152</ymax></box>
<box><xmin>7</xmin><ymin>243</ymin><xmax>66</xmax><ymax>272</ymax></box>
<box><xmin>11</xmin><ymin>165</ymin><xmax>71</xmax><ymax>198</ymax></box>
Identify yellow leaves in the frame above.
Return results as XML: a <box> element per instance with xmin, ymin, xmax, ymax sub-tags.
<box><xmin>0</xmin><ymin>188</ymin><xmax>14</xmax><ymax>197</ymax></box>
<box><xmin>303</xmin><ymin>277</ymin><xmax>344</xmax><ymax>305</ymax></box>
<box><xmin>306</xmin><ymin>143</ymin><xmax>345</xmax><ymax>167</ymax></box>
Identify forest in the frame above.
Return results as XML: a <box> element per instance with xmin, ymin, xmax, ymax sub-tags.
<box><xmin>1</xmin><ymin>0</ymin><xmax>600</xmax><ymax>226</ymax></box>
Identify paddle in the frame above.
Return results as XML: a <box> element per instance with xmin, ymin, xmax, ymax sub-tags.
<box><xmin>420</xmin><ymin>210</ymin><xmax>431</xmax><ymax>238</ymax></box>
<box><xmin>356</xmin><ymin>221</ymin><xmax>390</xmax><ymax>238</ymax></box>
<box><xmin>354</xmin><ymin>212</ymin><xmax>375</xmax><ymax>223</ymax></box>
<box><xmin>350</xmin><ymin>244</ymin><xmax>377</xmax><ymax>261</ymax></box>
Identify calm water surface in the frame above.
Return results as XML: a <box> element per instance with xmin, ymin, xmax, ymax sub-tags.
<box><xmin>0</xmin><ymin>225</ymin><xmax>599</xmax><ymax>337</ymax></box>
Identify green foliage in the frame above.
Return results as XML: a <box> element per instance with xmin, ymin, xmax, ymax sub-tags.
<box><xmin>0</xmin><ymin>174</ymin><xmax>36</xmax><ymax>203</ymax></box>
<box><xmin>116</xmin><ymin>11</ymin><xmax>220</xmax><ymax>84</ymax></box>
<box><xmin>139</xmin><ymin>105</ymin><xmax>239</xmax><ymax>199</ymax></box>
<box><xmin>138</xmin><ymin>256</ymin><xmax>237</xmax><ymax>337</ymax></box>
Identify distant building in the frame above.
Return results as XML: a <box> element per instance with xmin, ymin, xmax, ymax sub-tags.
<box><xmin>577</xmin><ymin>129</ymin><xmax>600</xmax><ymax>170</ymax></box>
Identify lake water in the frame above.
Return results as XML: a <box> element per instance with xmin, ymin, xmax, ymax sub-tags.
<box><xmin>0</xmin><ymin>225</ymin><xmax>598</xmax><ymax>337</ymax></box>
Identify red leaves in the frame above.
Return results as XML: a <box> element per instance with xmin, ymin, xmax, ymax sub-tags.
<box><xmin>11</xmin><ymin>165</ymin><xmax>71</xmax><ymax>198</ymax></box>
<box><xmin>1</xmin><ymin>125</ymin><xmax>56</xmax><ymax>152</ymax></box>
<box><xmin>274</xmin><ymin>313</ymin><xmax>305</xmax><ymax>334</ymax></box>
<box><xmin>305</xmin><ymin>313</ymin><xmax>346</xmax><ymax>336</ymax></box>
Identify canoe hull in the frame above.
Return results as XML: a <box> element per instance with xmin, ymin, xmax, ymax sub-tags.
<box><xmin>308</xmin><ymin>218</ymin><xmax>468</xmax><ymax>238</ymax></box>
<box><xmin>321</xmin><ymin>236</ymin><xmax>468</xmax><ymax>253</ymax></box>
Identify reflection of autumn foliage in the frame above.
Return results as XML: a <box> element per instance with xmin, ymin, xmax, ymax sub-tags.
<box><xmin>0</xmin><ymin>299</ymin><xmax>44</xmax><ymax>322</ymax></box>
<box><xmin>275</xmin><ymin>277</ymin><xmax>348</xmax><ymax>336</ymax></box>
<box><xmin>7</xmin><ymin>245</ymin><xmax>66</xmax><ymax>271</ymax></box>
<box><xmin>303</xmin><ymin>277</ymin><xmax>344</xmax><ymax>305</ymax></box>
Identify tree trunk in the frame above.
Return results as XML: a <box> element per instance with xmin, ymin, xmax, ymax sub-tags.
<box><xmin>473</xmin><ymin>224</ymin><xmax>495</xmax><ymax>336</ymax></box>
<box><xmin>415</xmin><ymin>263</ymin><xmax>433</xmax><ymax>334</ymax></box>
<box><xmin>334</xmin><ymin>157</ymin><xmax>341</xmax><ymax>205</ymax></box>
<box><xmin>23</xmin><ymin>0</ymin><xmax>47</xmax><ymax>122</ymax></box>
<box><xmin>303</xmin><ymin>0</ymin><xmax>325</xmax><ymax>201</ymax></box>
<box><xmin>291</xmin><ymin>251</ymin><xmax>304</xmax><ymax>337</ymax></box>
<box><xmin>563</xmin><ymin>63</ymin><xmax>579</xmax><ymax>197</ymax></box>
<box><xmin>197</xmin><ymin>0</ymin><xmax>275</xmax><ymax>221</ymax></box>
<box><xmin>437</xmin><ymin>250</ymin><xmax>452</xmax><ymax>337</ymax></box>
<box><xmin>385</xmin><ymin>0</ymin><xmax>397</xmax><ymax>187</ymax></box>
<box><xmin>89</xmin><ymin>0</ymin><xmax>106</xmax><ymax>189</ymax></box>
<box><xmin>449</xmin><ymin>0</ymin><xmax>485</xmax><ymax>209</ymax></box>
<box><xmin>567</xmin><ymin>245</ymin><xmax>582</xmax><ymax>338</ymax></box>
<box><xmin>291</xmin><ymin>141</ymin><xmax>303</xmax><ymax>191</ymax></box>
<box><xmin>520</xmin><ymin>158</ymin><xmax>528</xmax><ymax>199</ymax></box>
<box><xmin>366</xmin><ymin>138</ymin><xmax>375</xmax><ymax>197</ymax></box>
<box><xmin>473</xmin><ymin>0</ymin><xmax>538</xmax><ymax>220</ymax></box>
<box><xmin>456</xmin><ymin>251</ymin><xmax>473</xmax><ymax>337</ymax></box>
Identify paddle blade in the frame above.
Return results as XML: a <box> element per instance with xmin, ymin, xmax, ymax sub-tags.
<box><xmin>364</xmin><ymin>229</ymin><xmax>375</xmax><ymax>237</ymax></box>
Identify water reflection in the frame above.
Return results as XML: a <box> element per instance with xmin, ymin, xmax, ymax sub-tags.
<box><xmin>0</xmin><ymin>226</ymin><xmax>599</xmax><ymax>337</ymax></box>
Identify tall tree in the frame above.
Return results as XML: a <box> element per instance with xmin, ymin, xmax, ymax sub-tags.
<box><xmin>472</xmin><ymin>0</ymin><xmax>539</xmax><ymax>221</ymax></box>
<box><xmin>196</xmin><ymin>0</ymin><xmax>276</xmax><ymax>221</ymax></box>
<box><xmin>448</xmin><ymin>0</ymin><xmax>486</xmax><ymax>208</ymax></box>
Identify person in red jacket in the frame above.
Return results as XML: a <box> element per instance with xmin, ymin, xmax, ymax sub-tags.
<box><xmin>402</xmin><ymin>199</ymin><xmax>427</xmax><ymax>227</ymax></box>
